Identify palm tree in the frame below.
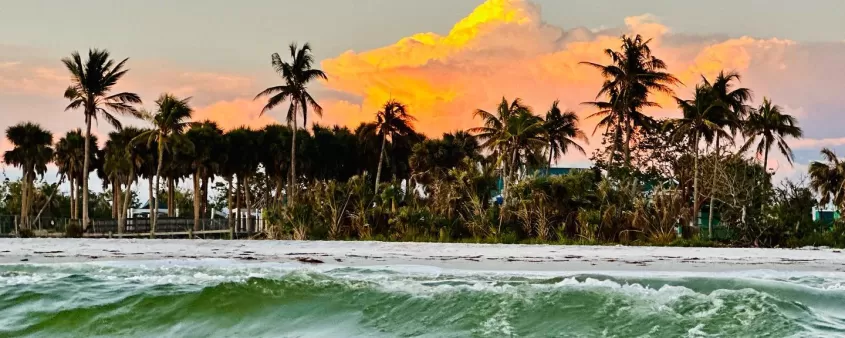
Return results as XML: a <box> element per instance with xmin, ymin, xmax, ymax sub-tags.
<box><xmin>470</xmin><ymin>97</ymin><xmax>532</xmax><ymax>201</ymax></box>
<box><xmin>227</xmin><ymin>127</ymin><xmax>261</xmax><ymax>233</ymax></box>
<box><xmin>54</xmin><ymin>129</ymin><xmax>92</xmax><ymax>220</ymax></box>
<box><xmin>185</xmin><ymin>121</ymin><xmax>224</xmax><ymax>230</ymax></box>
<box><xmin>669</xmin><ymin>84</ymin><xmax>730</xmax><ymax>231</ymax></box>
<box><xmin>372</xmin><ymin>100</ymin><xmax>417</xmax><ymax>193</ymax></box>
<box><xmin>135</xmin><ymin>94</ymin><xmax>194</xmax><ymax>235</ymax></box>
<box><xmin>702</xmin><ymin>71</ymin><xmax>752</xmax><ymax>229</ymax></box>
<box><xmin>103</xmin><ymin>127</ymin><xmax>143</xmax><ymax>234</ymax></box>
<box><xmin>3</xmin><ymin>122</ymin><xmax>54</xmax><ymax>230</ymax></box>
<box><xmin>254</xmin><ymin>42</ymin><xmax>327</xmax><ymax>204</ymax></box>
<box><xmin>543</xmin><ymin>100</ymin><xmax>587</xmax><ymax>174</ymax></box>
<box><xmin>62</xmin><ymin>49</ymin><xmax>142</xmax><ymax>229</ymax></box>
<box><xmin>582</xmin><ymin>34</ymin><xmax>680</xmax><ymax>169</ymax></box>
<box><xmin>741</xmin><ymin>97</ymin><xmax>803</xmax><ymax>170</ymax></box>
<box><xmin>809</xmin><ymin>148</ymin><xmax>845</xmax><ymax>209</ymax></box>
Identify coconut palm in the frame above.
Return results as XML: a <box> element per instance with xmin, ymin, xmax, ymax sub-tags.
<box><xmin>582</xmin><ymin>34</ymin><xmax>680</xmax><ymax>169</ymax></box>
<box><xmin>254</xmin><ymin>42</ymin><xmax>327</xmax><ymax>204</ymax></box>
<box><xmin>62</xmin><ymin>49</ymin><xmax>142</xmax><ymax>228</ymax></box>
<box><xmin>103</xmin><ymin>127</ymin><xmax>143</xmax><ymax>233</ymax></box>
<box><xmin>372</xmin><ymin>100</ymin><xmax>417</xmax><ymax>193</ymax></box>
<box><xmin>226</xmin><ymin>127</ymin><xmax>261</xmax><ymax>233</ymax></box>
<box><xmin>185</xmin><ymin>121</ymin><xmax>224</xmax><ymax>230</ymax></box>
<box><xmin>3</xmin><ymin>122</ymin><xmax>54</xmax><ymax>230</ymax></box>
<box><xmin>543</xmin><ymin>100</ymin><xmax>587</xmax><ymax>174</ymax></box>
<box><xmin>54</xmin><ymin>129</ymin><xmax>95</xmax><ymax>220</ymax></box>
<box><xmin>741</xmin><ymin>97</ymin><xmax>803</xmax><ymax>169</ymax></box>
<box><xmin>134</xmin><ymin>94</ymin><xmax>194</xmax><ymax>235</ymax></box>
<box><xmin>470</xmin><ymin>97</ymin><xmax>532</xmax><ymax>200</ymax></box>
<box><xmin>669</xmin><ymin>84</ymin><xmax>730</xmax><ymax>230</ymax></box>
<box><xmin>702</xmin><ymin>71</ymin><xmax>752</xmax><ymax>228</ymax></box>
<box><xmin>809</xmin><ymin>148</ymin><xmax>845</xmax><ymax>209</ymax></box>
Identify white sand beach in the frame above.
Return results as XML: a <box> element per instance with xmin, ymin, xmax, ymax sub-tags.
<box><xmin>1</xmin><ymin>238</ymin><xmax>844</xmax><ymax>272</ymax></box>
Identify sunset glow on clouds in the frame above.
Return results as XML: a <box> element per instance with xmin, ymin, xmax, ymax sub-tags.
<box><xmin>2</xmin><ymin>0</ymin><xmax>845</xmax><ymax>175</ymax></box>
<box><xmin>317</xmin><ymin>0</ymin><xmax>845</xmax><ymax>166</ymax></box>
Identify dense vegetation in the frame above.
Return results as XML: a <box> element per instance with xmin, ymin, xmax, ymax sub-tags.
<box><xmin>3</xmin><ymin>36</ymin><xmax>843</xmax><ymax>247</ymax></box>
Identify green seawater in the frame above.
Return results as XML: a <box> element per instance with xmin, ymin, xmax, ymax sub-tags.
<box><xmin>1</xmin><ymin>260</ymin><xmax>844</xmax><ymax>337</ymax></box>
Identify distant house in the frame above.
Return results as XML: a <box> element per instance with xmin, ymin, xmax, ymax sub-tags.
<box><xmin>128</xmin><ymin>200</ymin><xmax>174</xmax><ymax>218</ymax></box>
<box><xmin>813</xmin><ymin>206</ymin><xmax>841</xmax><ymax>225</ymax></box>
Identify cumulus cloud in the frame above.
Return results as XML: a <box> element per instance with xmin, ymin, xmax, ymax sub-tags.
<box><xmin>320</xmin><ymin>0</ymin><xmax>845</xmax><ymax>166</ymax></box>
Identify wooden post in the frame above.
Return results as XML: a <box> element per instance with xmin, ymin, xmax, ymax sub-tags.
<box><xmin>188</xmin><ymin>228</ymin><xmax>193</xmax><ymax>239</ymax></box>
<box><xmin>108</xmin><ymin>231</ymin><xmax>113</xmax><ymax>239</ymax></box>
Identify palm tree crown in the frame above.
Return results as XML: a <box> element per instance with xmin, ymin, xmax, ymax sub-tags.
<box><xmin>741</xmin><ymin>97</ymin><xmax>803</xmax><ymax>168</ymax></box>
<box><xmin>373</xmin><ymin>99</ymin><xmax>417</xmax><ymax>192</ymax></box>
<box><xmin>544</xmin><ymin>100</ymin><xmax>587</xmax><ymax>172</ymax></box>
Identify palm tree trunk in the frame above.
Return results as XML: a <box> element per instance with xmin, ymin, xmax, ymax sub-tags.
<box><xmin>289</xmin><ymin>111</ymin><xmax>298</xmax><ymax>205</ymax></box>
<box><xmin>374</xmin><ymin>133</ymin><xmax>388</xmax><ymax>193</ymax></box>
<box><xmin>120</xmin><ymin>168</ymin><xmax>133</xmax><ymax>235</ymax></box>
<box><xmin>19</xmin><ymin>171</ymin><xmax>29</xmax><ymax>230</ymax></box>
<box><xmin>82</xmin><ymin>116</ymin><xmax>92</xmax><ymax>230</ymax></box>
<box><xmin>148</xmin><ymin>175</ymin><xmax>154</xmax><ymax>230</ymax></box>
<box><xmin>168</xmin><ymin>177</ymin><xmax>175</xmax><ymax>217</ymax></box>
<box><xmin>69</xmin><ymin>176</ymin><xmax>75</xmax><ymax>220</ymax></box>
<box><xmin>708</xmin><ymin>137</ymin><xmax>719</xmax><ymax>238</ymax></box>
<box><xmin>547</xmin><ymin>145</ymin><xmax>553</xmax><ymax>176</ymax></box>
<box><xmin>201</xmin><ymin>176</ymin><xmax>209</xmax><ymax>218</ymax></box>
<box><xmin>193</xmin><ymin>169</ymin><xmax>201</xmax><ymax>231</ymax></box>
<box><xmin>153</xmin><ymin>141</ymin><xmax>164</xmax><ymax>236</ymax></box>
<box><xmin>111</xmin><ymin>177</ymin><xmax>118</xmax><ymax>219</ymax></box>
<box><xmin>691</xmin><ymin>133</ymin><xmax>700</xmax><ymax>230</ymax></box>
<box><xmin>226</xmin><ymin>177</ymin><xmax>234</xmax><ymax>232</ymax></box>
<box><xmin>236</xmin><ymin>178</ymin><xmax>243</xmax><ymax>232</ymax></box>
<box><xmin>245</xmin><ymin>175</ymin><xmax>253</xmax><ymax>233</ymax></box>
<box><xmin>624</xmin><ymin>117</ymin><xmax>633</xmax><ymax>169</ymax></box>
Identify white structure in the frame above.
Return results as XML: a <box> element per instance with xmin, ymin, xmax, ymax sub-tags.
<box><xmin>128</xmin><ymin>200</ymin><xmax>178</xmax><ymax>218</ymax></box>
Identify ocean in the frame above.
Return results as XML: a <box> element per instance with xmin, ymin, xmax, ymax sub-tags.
<box><xmin>1</xmin><ymin>260</ymin><xmax>844</xmax><ymax>337</ymax></box>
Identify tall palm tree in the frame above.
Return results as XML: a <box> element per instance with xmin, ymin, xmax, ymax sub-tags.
<box><xmin>543</xmin><ymin>100</ymin><xmax>587</xmax><ymax>174</ymax></box>
<box><xmin>582</xmin><ymin>34</ymin><xmax>680</xmax><ymax>169</ymax></box>
<box><xmin>3</xmin><ymin>122</ymin><xmax>54</xmax><ymax>230</ymax></box>
<box><xmin>227</xmin><ymin>127</ymin><xmax>261</xmax><ymax>233</ymax></box>
<box><xmin>470</xmin><ymin>97</ymin><xmax>532</xmax><ymax>200</ymax></box>
<box><xmin>254</xmin><ymin>42</ymin><xmax>327</xmax><ymax>204</ymax></box>
<box><xmin>62</xmin><ymin>49</ymin><xmax>142</xmax><ymax>229</ymax></box>
<box><xmin>372</xmin><ymin>100</ymin><xmax>417</xmax><ymax>193</ymax></box>
<box><xmin>702</xmin><ymin>71</ymin><xmax>752</xmax><ymax>229</ymax></box>
<box><xmin>741</xmin><ymin>97</ymin><xmax>803</xmax><ymax>170</ymax></box>
<box><xmin>135</xmin><ymin>94</ymin><xmax>194</xmax><ymax>235</ymax></box>
<box><xmin>669</xmin><ymin>84</ymin><xmax>730</xmax><ymax>230</ymax></box>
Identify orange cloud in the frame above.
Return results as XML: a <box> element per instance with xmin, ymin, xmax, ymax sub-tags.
<box><xmin>192</xmin><ymin>99</ymin><xmax>277</xmax><ymax>131</ymax></box>
<box><xmin>320</xmin><ymin>0</ymin><xmax>833</xmax><ymax>165</ymax></box>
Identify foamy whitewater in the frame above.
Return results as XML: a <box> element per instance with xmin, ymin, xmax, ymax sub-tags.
<box><xmin>2</xmin><ymin>239</ymin><xmax>845</xmax><ymax>337</ymax></box>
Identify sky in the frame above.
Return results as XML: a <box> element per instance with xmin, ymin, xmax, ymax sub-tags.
<box><xmin>2</xmin><ymin>0</ymin><xmax>845</xmax><ymax>193</ymax></box>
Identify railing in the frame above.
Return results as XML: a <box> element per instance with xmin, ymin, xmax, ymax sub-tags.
<box><xmin>0</xmin><ymin>214</ymin><xmax>266</xmax><ymax>238</ymax></box>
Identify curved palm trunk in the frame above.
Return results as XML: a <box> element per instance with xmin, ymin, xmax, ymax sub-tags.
<box><xmin>374</xmin><ymin>133</ymin><xmax>388</xmax><ymax>193</ymax></box>
<box><xmin>193</xmin><ymin>169</ymin><xmax>201</xmax><ymax>231</ymax></box>
<box><xmin>82</xmin><ymin>116</ymin><xmax>92</xmax><ymax>230</ymax></box>
<box><xmin>153</xmin><ymin>140</ymin><xmax>164</xmax><ymax>237</ymax></box>
<box><xmin>147</xmin><ymin>176</ymin><xmax>154</xmax><ymax>231</ymax></box>
<box><xmin>119</xmin><ymin>168</ymin><xmax>134</xmax><ymax>236</ymax></box>
<box><xmin>547</xmin><ymin>145</ymin><xmax>553</xmax><ymax>176</ymax></box>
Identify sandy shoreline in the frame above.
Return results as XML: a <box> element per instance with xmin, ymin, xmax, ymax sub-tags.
<box><xmin>1</xmin><ymin>238</ymin><xmax>844</xmax><ymax>272</ymax></box>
